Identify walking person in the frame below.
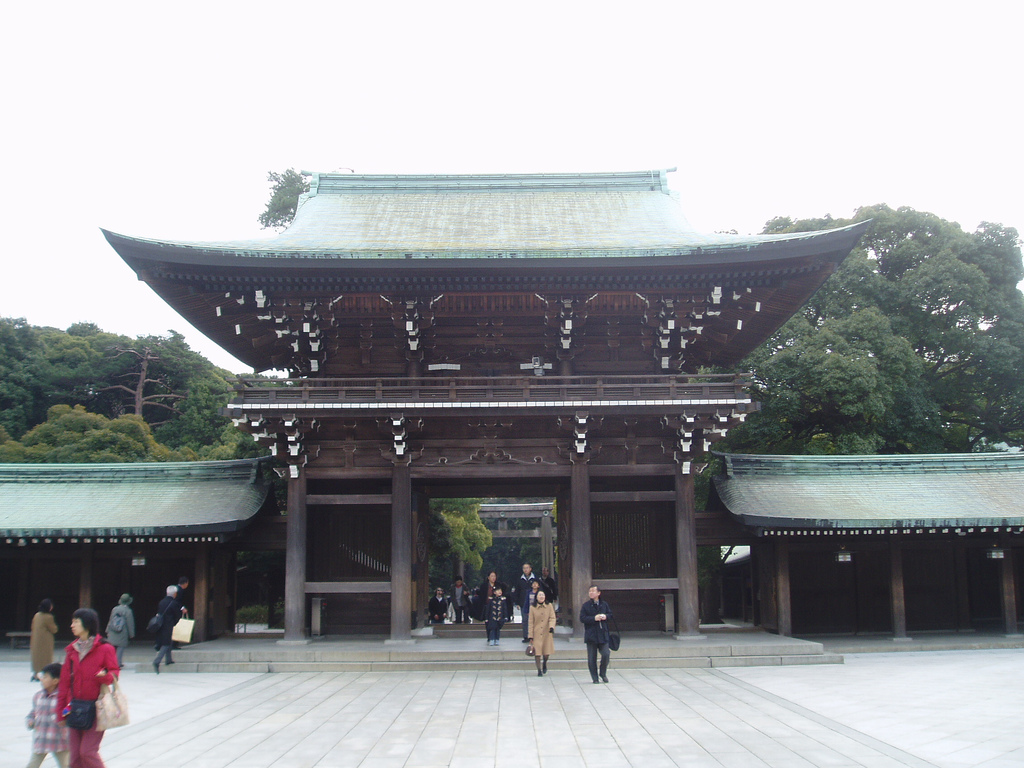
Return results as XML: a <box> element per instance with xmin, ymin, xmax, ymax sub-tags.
<box><xmin>30</xmin><ymin>599</ymin><xmax>58</xmax><ymax>683</ymax></box>
<box><xmin>528</xmin><ymin>587</ymin><xmax>556</xmax><ymax>676</ymax></box>
<box><xmin>473</xmin><ymin>571</ymin><xmax>506</xmax><ymax>623</ymax></box>
<box><xmin>484</xmin><ymin>585</ymin><xmax>510</xmax><ymax>646</ymax></box>
<box><xmin>449</xmin><ymin>577</ymin><xmax>471</xmax><ymax>624</ymax></box>
<box><xmin>104</xmin><ymin>594</ymin><xmax>135</xmax><ymax>667</ymax></box>
<box><xmin>25</xmin><ymin>661</ymin><xmax>69</xmax><ymax>768</ymax></box>
<box><xmin>513</xmin><ymin>563</ymin><xmax>539</xmax><ymax>642</ymax></box>
<box><xmin>579</xmin><ymin>584</ymin><xmax>613</xmax><ymax>684</ymax></box>
<box><xmin>151</xmin><ymin>586</ymin><xmax>183</xmax><ymax>673</ymax></box>
<box><xmin>56</xmin><ymin>608</ymin><xmax>119</xmax><ymax>768</ymax></box>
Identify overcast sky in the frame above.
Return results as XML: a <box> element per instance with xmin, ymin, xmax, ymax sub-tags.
<box><xmin>3</xmin><ymin>3</ymin><xmax>1021</xmax><ymax>373</ymax></box>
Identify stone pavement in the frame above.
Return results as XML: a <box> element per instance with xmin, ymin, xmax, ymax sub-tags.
<box><xmin>3</xmin><ymin>649</ymin><xmax>1022</xmax><ymax>767</ymax></box>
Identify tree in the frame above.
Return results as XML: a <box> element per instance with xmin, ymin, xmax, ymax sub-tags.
<box><xmin>0</xmin><ymin>405</ymin><xmax>194</xmax><ymax>463</ymax></box>
<box><xmin>428</xmin><ymin>498</ymin><xmax>492</xmax><ymax>587</ymax></box>
<box><xmin>258</xmin><ymin>169</ymin><xmax>309</xmax><ymax>231</ymax></box>
<box><xmin>0</xmin><ymin>318</ymin><xmax>47</xmax><ymax>439</ymax></box>
<box><xmin>724</xmin><ymin>206</ymin><xmax>1024</xmax><ymax>454</ymax></box>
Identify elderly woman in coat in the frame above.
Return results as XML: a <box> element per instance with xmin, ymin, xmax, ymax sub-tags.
<box><xmin>30</xmin><ymin>599</ymin><xmax>58</xmax><ymax>682</ymax></box>
<box><xmin>527</xmin><ymin>588</ymin><xmax>557</xmax><ymax>676</ymax></box>
<box><xmin>105</xmin><ymin>593</ymin><xmax>136</xmax><ymax>667</ymax></box>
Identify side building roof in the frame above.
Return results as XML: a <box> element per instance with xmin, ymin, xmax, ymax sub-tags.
<box><xmin>0</xmin><ymin>458</ymin><xmax>273</xmax><ymax>541</ymax></box>
<box><xmin>712</xmin><ymin>452</ymin><xmax>1024</xmax><ymax>530</ymax></box>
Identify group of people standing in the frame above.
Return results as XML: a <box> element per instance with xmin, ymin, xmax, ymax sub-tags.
<box><xmin>426</xmin><ymin>566</ymin><xmax>615</xmax><ymax>683</ymax></box>
<box><xmin>24</xmin><ymin>577</ymin><xmax>190</xmax><ymax>767</ymax></box>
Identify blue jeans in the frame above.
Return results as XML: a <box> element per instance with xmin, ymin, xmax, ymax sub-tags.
<box><xmin>486</xmin><ymin>623</ymin><xmax>503</xmax><ymax>642</ymax></box>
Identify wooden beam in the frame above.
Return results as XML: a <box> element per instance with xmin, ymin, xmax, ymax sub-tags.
<box><xmin>305</xmin><ymin>581</ymin><xmax>391</xmax><ymax>594</ymax></box>
<box><xmin>591</xmin><ymin>491</ymin><xmax>675</xmax><ymax>503</ymax></box>
<box><xmin>590</xmin><ymin>578</ymin><xmax>679</xmax><ymax>590</ymax></box>
<box><xmin>489</xmin><ymin>530</ymin><xmax>541</xmax><ymax>538</ymax></box>
<box><xmin>307</xmin><ymin>494</ymin><xmax>392</xmax><ymax>506</ymax></box>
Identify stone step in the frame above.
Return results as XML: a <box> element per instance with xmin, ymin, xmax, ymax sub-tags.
<box><xmin>140</xmin><ymin>653</ymin><xmax>841</xmax><ymax>674</ymax></box>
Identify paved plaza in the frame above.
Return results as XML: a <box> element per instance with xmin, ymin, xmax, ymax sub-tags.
<box><xmin>4</xmin><ymin>648</ymin><xmax>1022</xmax><ymax>768</ymax></box>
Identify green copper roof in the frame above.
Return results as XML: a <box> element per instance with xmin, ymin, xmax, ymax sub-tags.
<box><xmin>102</xmin><ymin>170</ymin><xmax>865</xmax><ymax>258</ymax></box>
<box><xmin>713</xmin><ymin>452</ymin><xmax>1024</xmax><ymax>529</ymax></box>
<box><xmin>0</xmin><ymin>458</ymin><xmax>271</xmax><ymax>538</ymax></box>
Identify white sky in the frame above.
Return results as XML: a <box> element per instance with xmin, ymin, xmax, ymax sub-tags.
<box><xmin>2</xmin><ymin>3</ymin><xmax>1021</xmax><ymax>373</ymax></box>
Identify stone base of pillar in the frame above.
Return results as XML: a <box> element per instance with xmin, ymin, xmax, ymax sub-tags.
<box><xmin>673</xmin><ymin>633</ymin><xmax>707</xmax><ymax>641</ymax></box>
<box><xmin>277</xmin><ymin>638</ymin><xmax>313</xmax><ymax>646</ymax></box>
<box><xmin>891</xmin><ymin>636</ymin><xmax>914</xmax><ymax>643</ymax></box>
<box><xmin>384</xmin><ymin>638</ymin><xmax>416</xmax><ymax>646</ymax></box>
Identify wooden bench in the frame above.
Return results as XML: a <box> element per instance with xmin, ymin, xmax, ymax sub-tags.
<box><xmin>6</xmin><ymin>631</ymin><xmax>31</xmax><ymax>649</ymax></box>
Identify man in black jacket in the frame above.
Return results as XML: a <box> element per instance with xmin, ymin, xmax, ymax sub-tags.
<box><xmin>578</xmin><ymin>584</ymin><xmax>613</xmax><ymax>684</ymax></box>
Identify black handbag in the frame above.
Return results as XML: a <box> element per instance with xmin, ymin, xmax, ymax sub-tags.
<box><xmin>607</xmin><ymin>615</ymin><xmax>621</xmax><ymax>652</ymax></box>
<box><xmin>66</xmin><ymin>699</ymin><xmax>96</xmax><ymax>730</ymax></box>
<box><xmin>146</xmin><ymin>612</ymin><xmax>163</xmax><ymax>634</ymax></box>
<box><xmin>65</xmin><ymin>656</ymin><xmax>96</xmax><ymax>730</ymax></box>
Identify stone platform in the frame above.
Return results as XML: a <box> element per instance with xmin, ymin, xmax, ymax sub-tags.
<box><xmin>163</xmin><ymin>625</ymin><xmax>840</xmax><ymax>673</ymax></box>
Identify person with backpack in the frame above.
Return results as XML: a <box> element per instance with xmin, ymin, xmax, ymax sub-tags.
<box><xmin>105</xmin><ymin>594</ymin><xmax>135</xmax><ymax>667</ymax></box>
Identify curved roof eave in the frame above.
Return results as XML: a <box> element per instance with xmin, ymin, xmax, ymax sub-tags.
<box><xmin>101</xmin><ymin>220</ymin><xmax>870</xmax><ymax>273</ymax></box>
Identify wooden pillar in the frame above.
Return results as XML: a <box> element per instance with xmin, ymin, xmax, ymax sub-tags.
<box><xmin>79</xmin><ymin>545</ymin><xmax>94</xmax><ymax>610</ymax></box>
<box><xmin>889</xmin><ymin>539</ymin><xmax>908</xmax><ymax>639</ymax></box>
<box><xmin>390</xmin><ymin>462</ymin><xmax>413</xmax><ymax>642</ymax></box>
<box><xmin>541</xmin><ymin>513</ymin><xmax>554</xmax><ymax>573</ymax></box>
<box><xmin>569</xmin><ymin>458</ymin><xmax>591</xmax><ymax>640</ymax></box>
<box><xmin>775</xmin><ymin>539</ymin><xmax>792</xmax><ymax>637</ymax></box>
<box><xmin>194</xmin><ymin>542</ymin><xmax>210</xmax><ymax>641</ymax></box>
<box><xmin>210</xmin><ymin>549</ymin><xmax>230</xmax><ymax>636</ymax></box>
<box><xmin>1000</xmin><ymin>538</ymin><xmax>1020</xmax><ymax>636</ymax></box>
<box><xmin>283</xmin><ymin>472</ymin><xmax>308</xmax><ymax>641</ymax></box>
<box><xmin>16</xmin><ymin>557</ymin><xmax>29</xmax><ymax>629</ymax></box>
<box><xmin>953</xmin><ymin>541</ymin><xmax>971</xmax><ymax>630</ymax></box>
<box><xmin>675</xmin><ymin>469</ymin><xmax>701</xmax><ymax>637</ymax></box>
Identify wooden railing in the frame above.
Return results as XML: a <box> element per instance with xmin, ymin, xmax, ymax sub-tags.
<box><xmin>231</xmin><ymin>374</ymin><xmax>750</xmax><ymax>407</ymax></box>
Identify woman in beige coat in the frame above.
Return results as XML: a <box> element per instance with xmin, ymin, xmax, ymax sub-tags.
<box><xmin>29</xmin><ymin>599</ymin><xmax>58</xmax><ymax>682</ymax></box>
<box><xmin>528</xmin><ymin>589</ymin><xmax>557</xmax><ymax>676</ymax></box>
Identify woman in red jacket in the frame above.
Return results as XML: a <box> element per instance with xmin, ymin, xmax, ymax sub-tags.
<box><xmin>57</xmin><ymin>608</ymin><xmax>119</xmax><ymax>768</ymax></box>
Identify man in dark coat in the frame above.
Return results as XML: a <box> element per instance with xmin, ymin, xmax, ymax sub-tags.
<box><xmin>579</xmin><ymin>584</ymin><xmax>613</xmax><ymax>684</ymax></box>
<box><xmin>151</xmin><ymin>586</ymin><xmax>183</xmax><ymax>673</ymax></box>
<box><xmin>512</xmin><ymin>563</ymin><xmax>539</xmax><ymax>642</ymax></box>
<box><xmin>540</xmin><ymin>566</ymin><xmax>558</xmax><ymax>603</ymax></box>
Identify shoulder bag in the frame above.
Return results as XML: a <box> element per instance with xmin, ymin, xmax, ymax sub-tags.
<box><xmin>607</xmin><ymin>612</ymin><xmax>621</xmax><ymax>652</ymax></box>
<box><xmin>96</xmin><ymin>676</ymin><xmax>130</xmax><ymax>730</ymax></box>
<box><xmin>64</xmin><ymin>656</ymin><xmax>96</xmax><ymax>730</ymax></box>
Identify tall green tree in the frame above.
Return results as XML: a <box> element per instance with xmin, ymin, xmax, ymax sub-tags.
<box><xmin>724</xmin><ymin>206</ymin><xmax>1024</xmax><ymax>454</ymax></box>
<box><xmin>258</xmin><ymin>169</ymin><xmax>309</xmax><ymax>230</ymax></box>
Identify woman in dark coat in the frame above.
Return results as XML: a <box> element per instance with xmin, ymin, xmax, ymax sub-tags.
<box><xmin>152</xmin><ymin>585</ymin><xmax>183</xmax><ymax>673</ymax></box>
<box><xmin>471</xmin><ymin>571</ymin><xmax>507</xmax><ymax>622</ymax></box>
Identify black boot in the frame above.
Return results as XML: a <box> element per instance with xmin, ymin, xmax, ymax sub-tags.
<box><xmin>542</xmin><ymin>658</ymin><xmax>548</xmax><ymax>674</ymax></box>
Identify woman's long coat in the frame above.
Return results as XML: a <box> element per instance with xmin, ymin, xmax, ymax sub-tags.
<box><xmin>528</xmin><ymin>601</ymin><xmax>557</xmax><ymax>656</ymax></box>
<box><xmin>30</xmin><ymin>611</ymin><xmax>58</xmax><ymax>673</ymax></box>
